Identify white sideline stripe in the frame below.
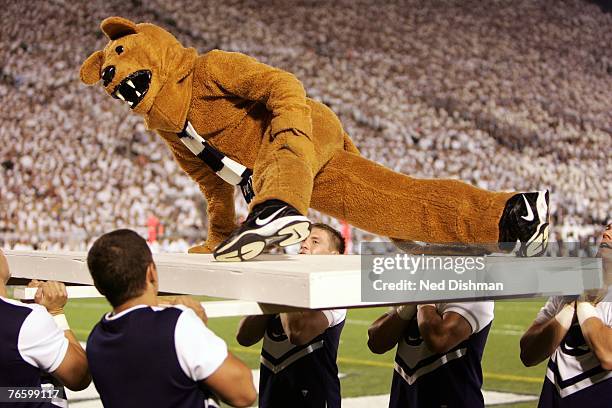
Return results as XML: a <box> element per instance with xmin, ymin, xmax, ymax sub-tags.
<box><xmin>499</xmin><ymin>324</ymin><xmax>527</xmax><ymax>330</ymax></box>
<box><xmin>491</xmin><ymin>328</ymin><xmax>524</xmax><ymax>336</ymax></box>
<box><xmin>341</xmin><ymin>391</ymin><xmax>538</xmax><ymax>407</ymax></box>
<box><xmin>66</xmin><ymin>387</ymin><xmax>538</xmax><ymax>407</ymax></box>
<box><xmin>67</xmin><ymin>357</ymin><xmax>536</xmax><ymax>408</ymax></box>
<box><xmin>484</xmin><ymin>390</ymin><xmax>538</xmax><ymax>405</ymax></box>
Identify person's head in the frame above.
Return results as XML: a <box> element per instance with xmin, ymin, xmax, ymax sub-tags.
<box><xmin>87</xmin><ymin>229</ymin><xmax>157</xmax><ymax>308</ymax></box>
<box><xmin>0</xmin><ymin>249</ymin><xmax>10</xmax><ymax>287</ymax></box>
<box><xmin>601</xmin><ymin>224</ymin><xmax>612</xmax><ymax>244</ymax></box>
<box><xmin>599</xmin><ymin>223</ymin><xmax>611</xmax><ymax>277</ymax></box>
<box><xmin>299</xmin><ymin>223</ymin><xmax>345</xmax><ymax>255</ymax></box>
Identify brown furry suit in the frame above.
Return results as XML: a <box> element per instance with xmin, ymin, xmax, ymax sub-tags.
<box><xmin>80</xmin><ymin>17</ymin><xmax>514</xmax><ymax>253</ymax></box>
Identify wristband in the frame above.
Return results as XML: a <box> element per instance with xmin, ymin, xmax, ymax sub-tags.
<box><xmin>577</xmin><ymin>302</ymin><xmax>600</xmax><ymax>326</ymax></box>
<box><xmin>53</xmin><ymin>314</ymin><xmax>70</xmax><ymax>331</ymax></box>
<box><xmin>554</xmin><ymin>303</ymin><xmax>575</xmax><ymax>330</ymax></box>
<box><xmin>395</xmin><ymin>304</ymin><xmax>417</xmax><ymax>320</ymax></box>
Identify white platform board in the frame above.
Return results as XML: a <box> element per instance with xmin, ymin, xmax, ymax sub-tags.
<box><xmin>6</xmin><ymin>250</ymin><xmax>364</xmax><ymax>309</ymax></box>
<box><xmin>5</xmin><ymin>250</ymin><xmax>600</xmax><ymax>311</ymax></box>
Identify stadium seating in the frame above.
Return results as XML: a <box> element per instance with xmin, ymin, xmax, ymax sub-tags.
<box><xmin>0</xmin><ymin>0</ymin><xmax>609</xmax><ymax>252</ymax></box>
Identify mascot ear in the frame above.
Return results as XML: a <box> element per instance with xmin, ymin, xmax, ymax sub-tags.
<box><xmin>100</xmin><ymin>16</ymin><xmax>137</xmax><ymax>40</ymax></box>
<box><xmin>80</xmin><ymin>50</ymin><xmax>104</xmax><ymax>85</ymax></box>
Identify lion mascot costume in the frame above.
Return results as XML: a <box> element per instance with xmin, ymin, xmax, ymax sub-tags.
<box><xmin>80</xmin><ymin>17</ymin><xmax>549</xmax><ymax>261</ymax></box>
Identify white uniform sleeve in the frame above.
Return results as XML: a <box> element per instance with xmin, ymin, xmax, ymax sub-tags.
<box><xmin>174</xmin><ymin>307</ymin><xmax>229</xmax><ymax>381</ymax></box>
<box><xmin>533</xmin><ymin>296</ymin><xmax>564</xmax><ymax>325</ymax></box>
<box><xmin>18</xmin><ymin>305</ymin><xmax>69</xmax><ymax>373</ymax></box>
<box><xmin>438</xmin><ymin>301</ymin><xmax>494</xmax><ymax>334</ymax></box>
<box><xmin>322</xmin><ymin>309</ymin><xmax>347</xmax><ymax>327</ymax></box>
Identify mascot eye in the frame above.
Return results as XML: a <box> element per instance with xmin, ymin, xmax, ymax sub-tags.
<box><xmin>115</xmin><ymin>45</ymin><xmax>124</xmax><ymax>55</ymax></box>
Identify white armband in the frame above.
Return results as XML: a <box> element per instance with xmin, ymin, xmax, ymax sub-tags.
<box><xmin>52</xmin><ymin>314</ymin><xmax>70</xmax><ymax>331</ymax></box>
<box><xmin>577</xmin><ymin>302</ymin><xmax>600</xmax><ymax>326</ymax></box>
<box><xmin>554</xmin><ymin>303</ymin><xmax>575</xmax><ymax>330</ymax></box>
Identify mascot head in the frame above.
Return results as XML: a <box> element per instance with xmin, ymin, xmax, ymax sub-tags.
<box><xmin>80</xmin><ymin>17</ymin><xmax>197</xmax><ymax>129</ymax></box>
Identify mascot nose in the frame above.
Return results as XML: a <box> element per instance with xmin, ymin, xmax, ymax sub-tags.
<box><xmin>101</xmin><ymin>66</ymin><xmax>116</xmax><ymax>86</ymax></box>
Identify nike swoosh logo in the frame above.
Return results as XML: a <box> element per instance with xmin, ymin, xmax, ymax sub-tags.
<box><xmin>255</xmin><ymin>207</ymin><xmax>287</xmax><ymax>226</ymax></box>
<box><xmin>521</xmin><ymin>194</ymin><xmax>535</xmax><ymax>222</ymax></box>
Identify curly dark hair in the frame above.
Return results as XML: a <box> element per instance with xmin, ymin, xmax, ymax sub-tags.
<box><xmin>87</xmin><ymin>229</ymin><xmax>153</xmax><ymax>307</ymax></box>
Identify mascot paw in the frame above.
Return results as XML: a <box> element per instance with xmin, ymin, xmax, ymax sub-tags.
<box><xmin>188</xmin><ymin>242</ymin><xmax>216</xmax><ymax>254</ymax></box>
<box><xmin>188</xmin><ymin>233</ymin><xmax>232</xmax><ymax>254</ymax></box>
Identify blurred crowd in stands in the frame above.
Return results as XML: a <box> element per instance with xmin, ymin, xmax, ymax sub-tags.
<box><xmin>0</xmin><ymin>0</ymin><xmax>609</xmax><ymax>254</ymax></box>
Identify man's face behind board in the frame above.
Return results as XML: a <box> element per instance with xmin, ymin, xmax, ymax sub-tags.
<box><xmin>299</xmin><ymin>228</ymin><xmax>337</xmax><ymax>255</ymax></box>
<box><xmin>599</xmin><ymin>224</ymin><xmax>612</xmax><ymax>276</ymax></box>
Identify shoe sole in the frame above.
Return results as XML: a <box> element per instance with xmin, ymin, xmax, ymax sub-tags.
<box><xmin>214</xmin><ymin>217</ymin><xmax>311</xmax><ymax>262</ymax></box>
<box><xmin>519</xmin><ymin>190</ymin><xmax>550</xmax><ymax>257</ymax></box>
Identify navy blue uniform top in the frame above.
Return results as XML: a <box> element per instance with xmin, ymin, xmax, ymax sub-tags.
<box><xmin>0</xmin><ymin>296</ymin><xmax>68</xmax><ymax>408</ymax></box>
<box><xmin>389</xmin><ymin>302</ymin><xmax>494</xmax><ymax>408</ymax></box>
<box><xmin>87</xmin><ymin>305</ymin><xmax>227</xmax><ymax>408</ymax></box>
<box><xmin>535</xmin><ymin>295</ymin><xmax>612</xmax><ymax>408</ymax></box>
<box><xmin>259</xmin><ymin>310</ymin><xmax>346</xmax><ymax>408</ymax></box>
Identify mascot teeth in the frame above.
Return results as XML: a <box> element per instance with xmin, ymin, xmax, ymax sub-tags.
<box><xmin>109</xmin><ymin>70</ymin><xmax>151</xmax><ymax>110</ymax></box>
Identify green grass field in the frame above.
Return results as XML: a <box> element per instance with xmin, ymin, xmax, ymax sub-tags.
<box><xmin>63</xmin><ymin>298</ymin><xmax>548</xmax><ymax>408</ymax></box>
